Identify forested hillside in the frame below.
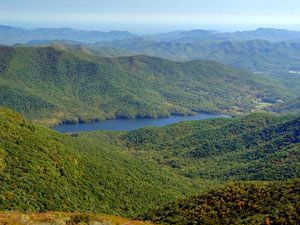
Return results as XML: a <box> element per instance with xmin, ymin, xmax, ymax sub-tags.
<box><xmin>84</xmin><ymin>113</ymin><xmax>300</xmax><ymax>181</ymax></box>
<box><xmin>1</xmin><ymin>107</ymin><xmax>299</xmax><ymax>221</ymax></box>
<box><xmin>270</xmin><ymin>98</ymin><xmax>300</xmax><ymax>114</ymax></box>
<box><xmin>141</xmin><ymin>179</ymin><xmax>300</xmax><ymax>225</ymax></box>
<box><xmin>24</xmin><ymin>40</ymin><xmax>135</xmax><ymax>57</ymax></box>
<box><xmin>0</xmin><ymin>46</ymin><xmax>291</xmax><ymax>126</ymax></box>
<box><xmin>96</xmin><ymin>38</ymin><xmax>300</xmax><ymax>74</ymax></box>
<box><xmin>0</xmin><ymin>107</ymin><xmax>201</xmax><ymax>217</ymax></box>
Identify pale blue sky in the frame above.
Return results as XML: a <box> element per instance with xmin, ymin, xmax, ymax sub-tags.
<box><xmin>1</xmin><ymin>0</ymin><xmax>300</xmax><ymax>33</ymax></box>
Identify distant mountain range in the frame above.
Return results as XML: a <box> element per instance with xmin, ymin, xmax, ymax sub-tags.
<box><xmin>27</xmin><ymin>38</ymin><xmax>300</xmax><ymax>96</ymax></box>
<box><xmin>94</xmin><ymin>38</ymin><xmax>300</xmax><ymax>73</ymax></box>
<box><xmin>2</xmin><ymin>25</ymin><xmax>300</xmax><ymax>45</ymax></box>
<box><xmin>0</xmin><ymin>25</ymin><xmax>136</xmax><ymax>45</ymax></box>
<box><xmin>144</xmin><ymin>28</ymin><xmax>300</xmax><ymax>43</ymax></box>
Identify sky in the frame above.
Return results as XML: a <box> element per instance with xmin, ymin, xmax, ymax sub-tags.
<box><xmin>1</xmin><ymin>0</ymin><xmax>300</xmax><ymax>33</ymax></box>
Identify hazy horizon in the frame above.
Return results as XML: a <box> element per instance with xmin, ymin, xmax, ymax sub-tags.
<box><xmin>2</xmin><ymin>23</ymin><xmax>300</xmax><ymax>35</ymax></box>
<box><xmin>1</xmin><ymin>0</ymin><xmax>300</xmax><ymax>34</ymax></box>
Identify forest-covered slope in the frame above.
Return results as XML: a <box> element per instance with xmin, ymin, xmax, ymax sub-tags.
<box><xmin>0</xmin><ymin>46</ymin><xmax>292</xmax><ymax>126</ymax></box>
<box><xmin>0</xmin><ymin>107</ymin><xmax>202</xmax><ymax>217</ymax></box>
<box><xmin>1</xmin><ymin>107</ymin><xmax>299</xmax><ymax>221</ymax></box>
<box><xmin>141</xmin><ymin>179</ymin><xmax>300</xmax><ymax>225</ymax></box>
<box><xmin>24</xmin><ymin>40</ymin><xmax>135</xmax><ymax>57</ymax></box>
<box><xmin>96</xmin><ymin>38</ymin><xmax>300</xmax><ymax>74</ymax></box>
<box><xmin>270</xmin><ymin>98</ymin><xmax>300</xmax><ymax>114</ymax></box>
<box><xmin>83</xmin><ymin>113</ymin><xmax>300</xmax><ymax>182</ymax></box>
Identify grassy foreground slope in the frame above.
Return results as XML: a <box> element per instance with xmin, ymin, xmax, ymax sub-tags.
<box><xmin>141</xmin><ymin>179</ymin><xmax>300</xmax><ymax>225</ymax></box>
<box><xmin>0</xmin><ymin>46</ymin><xmax>293</xmax><ymax>126</ymax></box>
<box><xmin>0</xmin><ymin>212</ymin><xmax>155</xmax><ymax>225</ymax></box>
<box><xmin>0</xmin><ymin>107</ymin><xmax>202</xmax><ymax>217</ymax></box>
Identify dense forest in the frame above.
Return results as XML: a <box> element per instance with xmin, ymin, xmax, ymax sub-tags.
<box><xmin>83</xmin><ymin>113</ymin><xmax>300</xmax><ymax>182</ymax></box>
<box><xmin>0</xmin><ymin>107</ymin><xmax>201</xmax><ymax>217</ymax></box>
<box><xmin>0</xmin><ymin>46</ymin><xmax>291</xmax><ymax>126</ymax></box>
<box><xmin>0</xmin><ymin>107</ymin><xmax>299</xmax><ymax>221</ymax></box>
<box><xmin>141</xmin><ymin>179</ymin><xmax>300</xmax><ymax>225</ymax></box>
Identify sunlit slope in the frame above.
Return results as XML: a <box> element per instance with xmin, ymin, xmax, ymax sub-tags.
<box><xmin>0</xmin><ymin>107</ymin><xmax>201</xmax><ymax>217</ymax></box>
<box><xmin>0</xmin><ymin>46</ymin><xmax>292</xmax><ymax>126</ymax></box>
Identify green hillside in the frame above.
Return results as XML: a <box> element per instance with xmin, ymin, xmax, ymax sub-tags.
<box><xmin>1</xmin><ymin>107</ymin><xmax>299</xmax><ymax>221</ymax></box>
<box><xmin>0</xmin><ymin>46</ymin><xmax>291</xmax><ymax>126</ymax></box>
<box><xmin>0</xmin><ymin>107</ymin><xmax>202</xmax><ymax>217</ymax></box>
<box><xmin>96</xmin><ymin>38</ymin><xmax>300</xmax><ymax>96</ymax></box>
<box><xmin>97</xmin><ymin>38</ymin><xmax>300</xmax><ymax>74</ymax></box>
<box><xmin>85</xmin><ymin>113</ymin><xmax>300</xmax><ymax>182</ymax></box>
<box><xmin>141</xmin><ymin>179</ymin><xmax>300</xmax><ymax>225</ymax></box>
<box><xmin>270</xmin><ymin>98</ymin><xmax>300</xmax><ymax>114</ymax></box>
<box><xmin>25</xmin><ymin>40</ymin><xmax>135</xmax><ymax>57</ymax></box>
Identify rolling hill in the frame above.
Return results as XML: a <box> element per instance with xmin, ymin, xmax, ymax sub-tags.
<box><xmin>87</xmin><ymin>113</ymin><xmax>300</xmax><ymax>182</ymax></box>
<box><xmin>95</xmin><ymin>38</ymin><xmax>300</xmax><ymax>74</ymax></box>
<box><xmin>0</xmin><ymin>46</ymin><xmax>292</xmax><ymax>126</ymax></box>
<box><xmin>0</xmin><ymin>106</ymin><xmax>202</xmax><ymax>217</ymax></box>
<box><xmin>1</xmin><ymin>107</ymin><xmax>299</xmax><ymax>222</ymax></box>
<box><xmin>24</xmin><ymin>40</ymin><xmax>135</xmax><ymax>57</ymax></box>
<box><xmin>141</xmin><ymin>179</ymin><xmax>300</xmax><ymax>225</ymax></box>
<box><xmin>95</xmin><ymin>38</ymin><xmax>300</xmax><ymax>95</ymax></box>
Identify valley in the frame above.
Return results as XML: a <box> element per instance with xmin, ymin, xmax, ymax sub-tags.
<box><xmin>0</xmin><ymin>24</ymin><xmax>300</xmax><ymax>225</ymax></box>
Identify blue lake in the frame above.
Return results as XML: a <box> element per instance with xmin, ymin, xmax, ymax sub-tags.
<box><xmin>53</xmin><ymin>113</ymin><xmax>228</xmax><ymax>133</ymax></box>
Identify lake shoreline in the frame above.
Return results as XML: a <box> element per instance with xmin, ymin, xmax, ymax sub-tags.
<box><xmin>53</xmin><ymin>112</ymin><xmax>229</xmax><ymax>133</ymax></box>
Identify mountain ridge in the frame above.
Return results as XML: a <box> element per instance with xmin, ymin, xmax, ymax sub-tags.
<box><xmin>0</xmin><ymin>46</ymin><xmax>291</xmax><ymax>126</ymax></box>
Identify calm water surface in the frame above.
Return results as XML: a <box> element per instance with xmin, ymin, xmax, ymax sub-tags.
<box><xmin>53</xmin><ymin>113</ymin><xmax>228</xmax><ymax>133</ymax></box>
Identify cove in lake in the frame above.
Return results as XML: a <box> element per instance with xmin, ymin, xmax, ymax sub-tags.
<box><xmin>53</xmin><ymin>113</ymin><xmax>228</xmax><ymax>133</ymax></box>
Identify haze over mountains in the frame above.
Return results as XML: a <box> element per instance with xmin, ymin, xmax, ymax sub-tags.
<box><xmin>3</xmin><ymin>25</ymin><xmax>300</xmax><ymax>45</ymax></box>
<box><xmin>4</xmin><ymin>25</ymin><xmax>300</xmax><ymax>96</ymax></box>
<box><xmin>0</xmin><ymin>25</ymin><xmax>136</xmax><ymax>45</ymax></box>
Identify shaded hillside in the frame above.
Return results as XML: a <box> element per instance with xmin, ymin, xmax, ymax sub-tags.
<box><xmin>0</xmin><ymin>46</ymin><xmax>291</xmax><ymax>126</ymax></box>
<box><xmin>270</xmin><ymin>98</ymin><xmax>300</xmax><ymax>114</ymax></box>
<box><xmin>0</xmin><ymin>107</ymin><xmax>201</xmax><ymax>217</ymax></box>
<box><xmin>141</xmin><ymin>179</ymin><xmax>300</xmax><ymax>225</ymax></box>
